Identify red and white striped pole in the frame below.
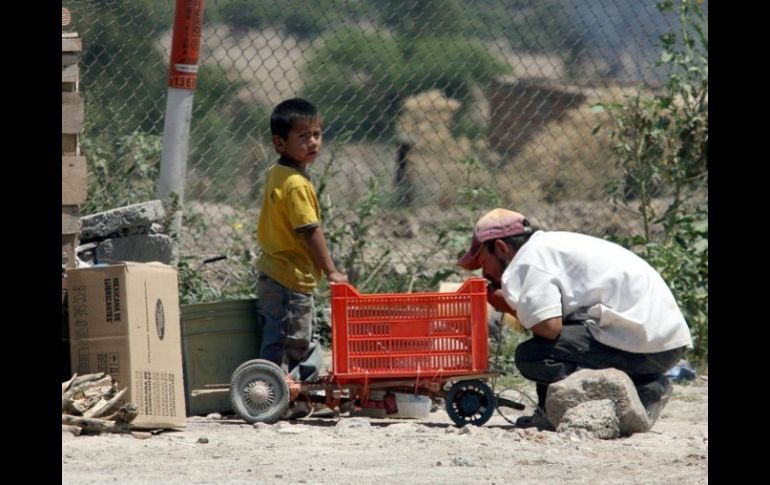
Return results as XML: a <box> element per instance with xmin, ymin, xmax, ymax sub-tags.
<box><xmin>158</xmin><ymin>0</ymin><xmax>205</xmax><ymax>239</ymax></box>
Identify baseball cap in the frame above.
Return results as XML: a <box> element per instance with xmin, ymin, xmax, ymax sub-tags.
<box><xmin>456</xmin><ymin>208</ymin><xmax>528</xmax><ymax>270</ymax></box>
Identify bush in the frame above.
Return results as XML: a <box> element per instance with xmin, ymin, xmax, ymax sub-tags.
<box><xmin>594</xmin><ymin>0</ymin><xmax>708</xmax><ymax>366</ymax></box>
<box><xmin>80</xmin><ymin>131</ymin><xmax>162</xmax><ymax>215</ymax></box>
<box><xmin>302</xmin><ymin>28</ymin><xmax>511</xmax><ymax>139</ymax></box>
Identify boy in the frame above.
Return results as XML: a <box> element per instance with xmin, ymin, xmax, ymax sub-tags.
<box><xmin>256</xmin><ymin>98</ymin><xmax>348</xmax><ymax>396</ymax></box>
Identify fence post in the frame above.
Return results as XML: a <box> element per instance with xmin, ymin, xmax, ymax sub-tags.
<box><xmin>158</xmin><ymin>0</ymin><xmax>205</xmax><ymax>252</ymax></box>
<box><xmin>395</xmin><ymin>132</ymin><xmax>415</xmax><ymax>206</ymax></box>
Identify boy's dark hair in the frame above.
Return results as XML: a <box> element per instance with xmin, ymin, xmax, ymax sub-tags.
<box><xmin>484</xmin><ymin>219</ymin><xmax>539</xmax><ymax>253</ymax></box>
<box><xmin>270</xmin><ymin>98</ymin><xmax>321</xmax><ymax>139</ymax></box>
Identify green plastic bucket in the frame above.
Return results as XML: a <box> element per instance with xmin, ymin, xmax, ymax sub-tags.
<box><xmin>180</xmin><ymin>299</ymin><xmax>263</xmax><ymax>416</ymax></box>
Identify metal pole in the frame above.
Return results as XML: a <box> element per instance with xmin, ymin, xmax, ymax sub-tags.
<box><xmin>158</xmin><ymin>0</ymin><xmax>205</xmax><ymax>244</ymax></box>
<box><xmin>395</xmin><ymin>132</ymin><xmax>415</xmax><ymax>207</ymax></box>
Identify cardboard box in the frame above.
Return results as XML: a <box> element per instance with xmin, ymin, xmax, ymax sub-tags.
<box><xmin>66</xmin><ymin>262</ymin><xmax>186</xmax><ymax>429</ymax></box>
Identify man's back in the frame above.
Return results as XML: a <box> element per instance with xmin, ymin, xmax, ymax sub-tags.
<box><xmin>502</xmin><ymin>231</ymin><xmax>693</xmax><ymax>353</ymax></box>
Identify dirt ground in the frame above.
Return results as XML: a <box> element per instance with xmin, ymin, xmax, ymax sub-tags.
<box><xmin>62</xmin><ymin>376</ymin><xmax>707</xmax><ymax>484</ymax></box>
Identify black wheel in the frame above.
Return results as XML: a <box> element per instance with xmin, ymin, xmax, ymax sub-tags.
<box><xmin>230</xmin><ymin>359</ymin><xmax>290</xmax><ymax>424</ymax></box>
<box><xmin>445</xmin><ymin>379</ymin><xmax>496</xmax><ymax>427</ymax></box>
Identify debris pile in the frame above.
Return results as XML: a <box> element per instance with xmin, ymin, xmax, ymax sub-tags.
<box><xmin>61</xmin><ymin>372</ymin><xmax>136</xmax><ymax>436</ymax></box>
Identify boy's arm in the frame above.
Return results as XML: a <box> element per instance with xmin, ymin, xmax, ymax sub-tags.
<box><xmin>301</xmin><ymin>226</ymin><xmax>348</xmax><ymax>283</ymax></box>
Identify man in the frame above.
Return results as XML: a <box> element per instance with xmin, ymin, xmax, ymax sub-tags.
<box><xmin>457</xmin><ymin>208</ymin><xmax>693</xmax><ymax>429</ymax></box>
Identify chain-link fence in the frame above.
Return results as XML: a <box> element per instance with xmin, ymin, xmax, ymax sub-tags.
<box><xmin>65</xmin><ymin>0</ymin><xmax>708</xmax><ymax>302</ymax></box>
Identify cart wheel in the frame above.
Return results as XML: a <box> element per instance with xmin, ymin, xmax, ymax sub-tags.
<box><xmin>230</xmin><ymin>359</ymin><xmax>290</xmax><ymax>424</ymax></box>
<box><xmin>445</xmin><ymin>379</ymin><xmax>496</xmax><ymax>427</ymax></box>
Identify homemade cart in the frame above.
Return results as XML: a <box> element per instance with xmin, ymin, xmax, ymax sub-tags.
<box><xmin>214</xmin><ymin>278</ymin><xmax>523</xmax><ymax>426</ymax></box>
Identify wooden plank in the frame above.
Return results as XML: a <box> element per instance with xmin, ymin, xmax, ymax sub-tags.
<box><xmin>62</xmin><ymin>233</ymin><xmax>78</xmax><ymax>268</ymax></box>
<box><xmin>62</xmin><ymin>92</ymin><xmax>84</xmax><ymax>135</ymax></box>
<box><xmin>61</xmin><ymin>415</ymin><xmax>120</xmax><ymax>434</ymax></box>
<box><xmin>62</xmin><ymin>64</ymin><xmax>79</xmax><ymax>92</ymax></box>
<box><xmin>62</xmin><ymin>53</ymin><xmax>79</xmax><ymax>68</ymax></box>
<box><xmin>62</xmin><ymin>205</ymin><xmax>80</xmax><ymax>236</ymax></box>
<box><xmin>62</xmin><ymin>37</ymin><xmax>82</xmax><ymax>53</ymax></box>
<box><xmin>63</xmin><ymin>156</ymin><xmax>87</xmax><ymax>205</ymax></box>
<box><xmin>62</xmin><ymin>64</ymin><xmax>79</xmax><ymax>84</ymax></box>
<box><xmin>62</xmin><ymin>134</ymin><xmax>79</xmax><ymax>156</ymax></box>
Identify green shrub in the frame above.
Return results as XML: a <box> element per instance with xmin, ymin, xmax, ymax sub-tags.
<box><xmin>594</xmin><ymin>0</ymin><xmax>708</xmax><ymax>366</ymax></box>
<box><xmin>302</xmin><ymin>28</ymin><xmax>511</xmax><ymax>139</ymax></box>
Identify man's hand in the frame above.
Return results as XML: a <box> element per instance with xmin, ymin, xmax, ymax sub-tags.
<box><xmin>327</xmin><ymin>271</ymin><xmax>348</xmax><ymax>283</ymax></box>
<box><xmin>487</xmin><ymin>286</ymin><xmax>516</xmax><ymax>315</ymax></box>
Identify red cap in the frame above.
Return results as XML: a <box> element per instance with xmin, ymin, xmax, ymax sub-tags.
<box><xmin>456</xmin><ymin>208</ymin><xmax>527</xmax><ymax>270</ymax></box>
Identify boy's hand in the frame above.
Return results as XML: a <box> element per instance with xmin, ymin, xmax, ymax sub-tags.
<box><xmin>327</xmin><ymin>271</ymin><xmax>349</xmax><ymax>283</ymax></box>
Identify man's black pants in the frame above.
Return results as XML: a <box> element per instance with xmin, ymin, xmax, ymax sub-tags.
<box><xmin>514</xmin><ymin>319</ymin><xmax>686</xmax><ymax>410</ymax></box>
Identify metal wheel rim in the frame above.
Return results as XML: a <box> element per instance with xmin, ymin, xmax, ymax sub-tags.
<box><xmin>240</xmin><ymin>378</ymin><xmax>279</xmax><ymax>414</ymax></box>
<box><xmin>238</xmin><ymin>370</ymin><xmax>283</xmax><ymax>416</ymax></box>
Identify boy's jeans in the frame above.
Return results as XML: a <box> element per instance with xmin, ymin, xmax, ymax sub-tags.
<box><xmin>257</xmin><ymin>274</ymin><xmax>323</xmax><ymax>381</ymax></box>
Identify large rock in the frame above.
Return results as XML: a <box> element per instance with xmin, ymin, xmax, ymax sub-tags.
<box><xmin>545</xmin><ymin>368</ymin><xmax>650</xmax><ymax>436</ymax></box>
<box><xmin>80</xmin><ymin>200</ymin><xmax>165</xmax><ymax>242</ymax></box>
<box><xmin>95</xmin><ymin>234</ymin><xmax>174</xmax><ymax>264</ymax></box>
<box><xmin>556</xmin><ymin>399</ymin><xmax>620</xmax><ymax>439</ymax></box>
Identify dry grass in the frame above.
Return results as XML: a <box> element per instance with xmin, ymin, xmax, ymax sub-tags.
<box><xmin>501</xmin><ymin>84</ymin><xmax>653</xmax><ymax>207</ymax></box>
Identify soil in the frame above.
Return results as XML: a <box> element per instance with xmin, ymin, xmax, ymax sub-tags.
<box><xmin>62</xmin><ymin>377</ymin><xmax>707</xmax><ymax>484</ymax></box>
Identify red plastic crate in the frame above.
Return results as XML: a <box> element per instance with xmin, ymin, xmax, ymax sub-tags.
<box><xmin>330</xmin><ymin>278</ymin><xmax>489</xmax><ymax>382</ymax></box>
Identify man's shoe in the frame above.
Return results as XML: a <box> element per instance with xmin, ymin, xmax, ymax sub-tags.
<box><xmin>515</xmin><ymin>408</ymin><xmax>555</xmax><ymax>431</ymax></box>
<box><xmin>644</xmin><ymin>376</ymin><xmax>674</xmax><ymax>426</ymax></box>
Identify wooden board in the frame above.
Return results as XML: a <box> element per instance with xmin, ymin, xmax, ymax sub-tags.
<box><xmin>62</xmin><ymin>53</ymin><xmax>79</xmax><ymax>68</ymax></box>
<box><xmin>62</xmin><ymin>64</ymin><xmax>79</xmax><ymax>84</ymax></box>
<box><xmin>62</xmin><ymin>233</ymin><xmax>78</xmax><ymax>269</ymax></box>
<box><xmin>62</xmin><ymin>134</ymin><xmax>79</xmax><ymax>156</ymax></box>
<box><xmin>62</xmin><ymin>205</ymin><xmax>81</xmax><ymax>236</ymax></box>
<box><xmin>62</xmin><ymin>92</ymin><xmax>84</xmax><ymax>135</ymax></box>
<box><xmin>62</xmin><ymin>36</ymin><xmax>82</xmax><ymax>53</ymax></box>
<box><xmin>62</xmin><ymin>156</ymin><xmax>87</xmax><ymax>205</ymax></box>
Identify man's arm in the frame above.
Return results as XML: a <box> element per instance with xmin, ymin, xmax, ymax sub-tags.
<box><xmin>302</xmin><ymin>226</ymin><xmax>348</xmax><ymax>283</ymax></box>
<box><xmin>488</xmin><ymin>287</ymin><xmax>562</xmax><ymax>339</ymax></box>
<box><xmin>530</xmin><ymin>317</ymin><xmax>563</xmax><ymax>340</ymax></box>
<box><xmin>487</xmin><ymin>287</ymin><xmax>517</xmax><ymax>316</ymax></box>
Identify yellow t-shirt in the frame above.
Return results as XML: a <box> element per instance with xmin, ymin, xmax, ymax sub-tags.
<box><xmin>257</xmin><ymin>162</ymin><xmax>322</xmax><ymax>293</ymax></box>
